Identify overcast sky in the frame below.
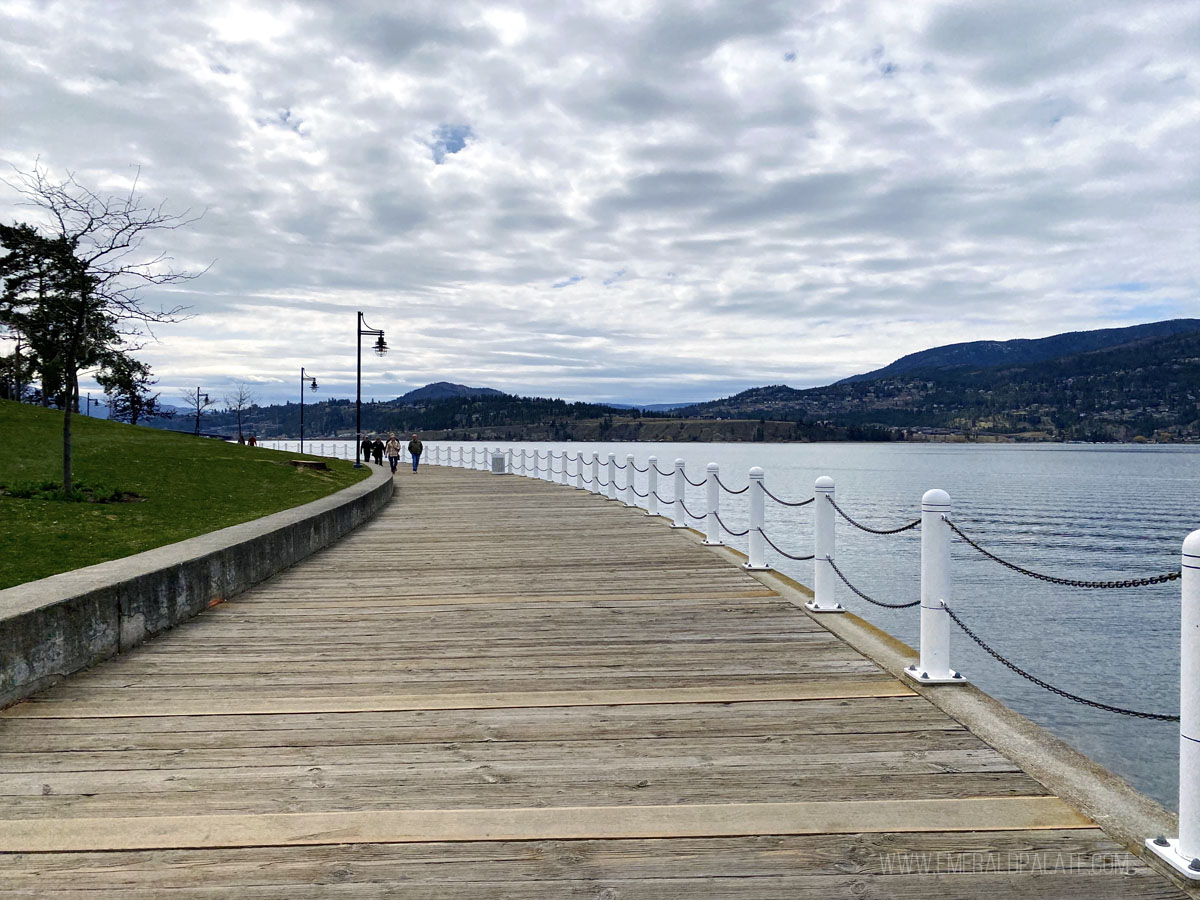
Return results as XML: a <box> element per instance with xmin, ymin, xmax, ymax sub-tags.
<box><xmin>1</xmin><ymin>1</ymin><xmax>1197</xmax><ymax>406</ymax></box>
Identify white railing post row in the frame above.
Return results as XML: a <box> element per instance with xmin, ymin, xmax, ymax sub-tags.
<box><xmin>624</xmin><ymin>454</ymin><xmax>636</xmax><ymax>506</ymax></box>
<box><xmin>703</xmin><ymin>463</ymin><xmax>722</xmax><ymax>545</ymax></box>
<box><xmin>744</xmin><ymin>467</ymin><xmax>769</xmax><ymax>570</ymax></box>
<box><xmin>1147</xmin><ymin>530</ymin><xmax>1200</xmax><ymax>879</ymax></box>
<box><xmin>575</xmin><ymin>453</ymin><xmax>584</xmax><ymax>490</ymax></box>
<box><xmin>672</xmin><ymin>459</ymin><xmax>687</xmax><ymax>527</ymax></box>
<box><xmin>607</xmin><ymin>453</ymin><xmax>617</xmax><ymax>500</ymax></box>
<box><xmin>591</xmin><ymin>453</ymin><xmax>600</xmax><ymax>494</ymax></box>
<box><xmin>647</xmin><ymin>457</ymin><xmax>658</xmax><ymax>516</ymax></box>
<box><xmin>533</xmin><ymin>450</ymin><xmax>540</xmax><ymax>481</ymax></box>
<box><xmin>904</xmin><ymin>489</ymin><xmax>964</xmax><ymax>684</ymax></box>
<box><xmin>806</xmin><ymin>476</ymin><xmax>844</xmax><ymax>613</ymax></box>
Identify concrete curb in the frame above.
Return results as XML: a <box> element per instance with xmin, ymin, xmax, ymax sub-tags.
<box><xmin>0</xmin><ymin>464</ymin><xmax>394</xmax><ymax>709</ymax></box>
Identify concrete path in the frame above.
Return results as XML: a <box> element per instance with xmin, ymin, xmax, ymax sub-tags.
<box><xmin>0</xmin><ymin>466</ymin><xmax>1188</xmax><ymax>897</ymax></box>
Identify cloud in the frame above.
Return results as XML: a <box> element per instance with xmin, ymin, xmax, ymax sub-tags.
<box><xmin>0</xmin><ymin>0</ymin><xmax>1196</xmax><ymax>406</ymax></box>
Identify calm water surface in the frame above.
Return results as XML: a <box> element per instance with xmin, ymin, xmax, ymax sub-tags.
<box><xmin>272</xmin><ymin>439</ymin><xmax>1200</xmax><ymax>810</ymax></box>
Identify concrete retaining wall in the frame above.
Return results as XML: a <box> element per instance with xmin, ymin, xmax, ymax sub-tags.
<box><xmin>0</xmin><ymin>466</ymin><xmax>393</xmax><ymax>708</ymax></box>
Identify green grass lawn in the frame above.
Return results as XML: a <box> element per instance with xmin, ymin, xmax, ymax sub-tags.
<box><xmin>0</xmin><ymin>400</ymin><xmax>371</xmax><ymax>590</ymax></box>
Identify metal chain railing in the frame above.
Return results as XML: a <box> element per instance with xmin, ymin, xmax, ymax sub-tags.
<box><xmin>828</xmin><ymin>496</ymin><xmax>920</xmax><ymax>535</ymax></box>
<box><xmin>714</xmin><ymin>511</ymin><xmax>749</xmax><ymax>536</ymax></box>
<box><xmin>680</xmin><ymin>500</ymin><xmax>705</xmax><ymax>520</ymax></box>
<box><xmin>632</xmin><ymin>486</ymin><xmax>649</xmax><ymax>499</ymax></box>
<box><xmin>762</xmin><ymin>484</ymin><xmax>815</xmax><ymax>507</ymax></box>
<box><xmin>595</xmin><ymin>477</ymin><xmax>610</xmax><ymax>488</ymax></box>
<box><xmin>942</xmin><ymin>603</ymin><xmax>1178</xmax><ymax>721</ymax></box>
<box><xmin>631</xmin><ymin>462</ymin><xmax>648</xmax><ymax>473</ymax></box>
<box><xmin>653</xmin><ymin>464</ymin><xmax>675</xmax><ymax>477</ymax></box>
<box><xmin>826</xmin><ymin>557</ymin><xmax>920</xmax><ymax>608</ymax></box>
<box><xmin>652</xmin><ymin>490</ymin><xmax>674</xmax><ymax>506</ymax></box>
<box><xmin>683</xmin><ymin>473</ymin><xmax>706</xmax><ymax>487</ymax></box>
<box><xmin>944</xmin><ymin>519</ymin><xmax>1182</xmax><ymax>589</ymax></box>
<box><xmin>715</xmin><ymin>475</ymin><xmax>749</xmax><ymax>495</ymax></box>
<box><xmin>757</xmin><ymin>528</ymin><xmax>815</xmax><ymax>561</ymax></box>
<box><xmin>613</xmin><ymin>460</ymin><xmax>628</xmax><ymax>470</ymax></box>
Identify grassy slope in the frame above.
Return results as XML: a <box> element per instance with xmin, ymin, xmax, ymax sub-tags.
<box><xmin>0</xmin><ymin>400</ymin><xmax>370</xmax><ymax>589</ymax></box>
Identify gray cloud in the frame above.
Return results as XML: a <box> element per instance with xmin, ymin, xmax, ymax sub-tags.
<box><xmin>0</xmin><ymin>0</ymin><xmax>1196</xmax><ymax>406</ymax></box>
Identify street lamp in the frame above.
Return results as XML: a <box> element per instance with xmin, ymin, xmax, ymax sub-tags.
<box><xmin>85</xmin><ymin>393</ymin><xmax>105</xmax><ymax>417</ymax></box>
<box><xmin>355</xmin><ymin>311</ymin><xmax>387</xmax><ymax>468</ymax></box>
<box><xmin>300</xmin><ymin>368</ymin><xmax>318</xmax><ymax>455</ymax></box>
<box><xmin>194</xmin><ymin>387</ymin><xmax>209</xmax><ymax>436</ymax></box>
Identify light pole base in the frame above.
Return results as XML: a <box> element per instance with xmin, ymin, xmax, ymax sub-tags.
<box><xmin>1146</xmin><ymin>838</ymin><xmax>1200</xmax><ymax>881</ymax></box>
<box><xmin>804</xmin><ymin>600</ymin><xmax>845</xmax><ymax>613</ymax></box>
<box><xmin>904</xmin><ymin>664</ymin><xmax>967</xmax><ymax>685</ymax></box>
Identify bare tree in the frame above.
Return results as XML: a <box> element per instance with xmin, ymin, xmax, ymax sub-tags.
<box><xmin>179</xmin><ymin>388</ymin><xmax>216</xmax><ymax>436</ymax></box>
<box><xmin>0</xmin><ymin>161</ymin><xmax>209</xmax><ymax>489</ymax></box>
<box><xmin>225</xmin><ymin>382</ymin><xmax>256</xmax><ymax>442</ymax></box>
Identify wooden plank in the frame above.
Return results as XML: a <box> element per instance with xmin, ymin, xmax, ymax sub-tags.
<box><xmin>0</xmin><ymin>797</ymin><xmax>1093</xmax><ymax>852</ymax></box>
<box><xmin>4</xmin><ymin>680</ymin><xmax>914</xmax><ymax>718</ymax></box>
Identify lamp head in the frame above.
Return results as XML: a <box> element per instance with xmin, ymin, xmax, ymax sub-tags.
<box><xmin>374</xmin><ymin>334</ymin><xmax>388</xmax><ymax>356</ymax></box>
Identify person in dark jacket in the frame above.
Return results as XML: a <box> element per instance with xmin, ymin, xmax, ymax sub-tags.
<box><xmin>407</xmin><ymin>435</ymin><xmax>423</xmax><ymax>472</ymax></box>
<box><xmin>361</xmin><ymin>436</ymin><xmax>373</xmax><ymax>464</ymax></box>
<box><xmin>372</xmin><ymin>438</ymin><xmax>384</xmax><ymax>465</ymax></box>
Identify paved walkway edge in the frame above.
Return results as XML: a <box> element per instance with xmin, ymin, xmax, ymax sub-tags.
<box><xmin>0</xmin><ymin>465</ymin><xmax>393</xmax><ymax>709</ymax></box>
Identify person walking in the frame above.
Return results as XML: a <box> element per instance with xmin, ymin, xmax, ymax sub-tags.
<box><xmin>372</xmin><ymin>437</ymin><xmax>385</xmax><ymax>466</ymax></box>
<box><xmin>385</xmin><ymin>433</ymin><xmax>402</xmax><ymax>474</ymax></box>
<box><xmin>407</xmin><ymin>434</ymin><xmax>423</xmax><ymax>472</ymax></box>
<box><xmin>361</xmin><ymin>435</ymin><xmax>373</xmax><ymax>465</ymax></box>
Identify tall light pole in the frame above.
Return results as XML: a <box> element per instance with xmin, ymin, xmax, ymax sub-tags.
<box><xmin>355</xmin><ymin>311</ymin><xmax>387</xmax><ymax>468</ymax></box>
<box><xmin>300</xmin><ymin>368</ymin><xmax>318</xmax><ymax>455</ymax></box>
<box><xmin>194</xmin><ymin>387</ymin><xmax>209</xmax><ymax>436</ymax></box>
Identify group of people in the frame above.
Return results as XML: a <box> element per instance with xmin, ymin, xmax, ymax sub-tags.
<box><xmin>362</xmin><ymin>433</ymin><xmax>424</xmax><ymax>473</ymax></box>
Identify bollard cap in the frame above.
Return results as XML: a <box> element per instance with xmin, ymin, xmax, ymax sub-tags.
<box><xmin>627</xmin><ymin>453</ymin><xmax>635</xmax><ymax>460</ymax></box>
<box><xmin>649</xmin><ymin>455</ymin><xmax>658</xmax><ymax>462</ymax></box>
<box><xmin>608</xmin><ymin>452</ymin><xmax>616</xmax><ymax>459</ymax></box>
<box><xmin>815</xmin><ymin>475</ymin><xmax>834</xmax><ymax>491</ymax></box>
<box><xmin>707</xmin><ymin>462</ymin><xmax>720</xmax><ymax>472</ymax></box>
<box><xmin>1184</xmin><ymin>530</ymin><xmax>1200</xmax><ymax>564</ymax></box>
<box><xmin>922</xmin><ymin>488</ymin><xmax>951</xmax><ymax>509</ymax></box>
<box><xmin>749</xmin><ymin>466</ymin><xmax>764</xmax><ymax>478</ymax></box>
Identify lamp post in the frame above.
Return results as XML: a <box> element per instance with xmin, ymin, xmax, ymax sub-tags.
<box><xmin>194</xmin><ymin>387</ymin><xmax>209</xmax><ymax>436</ymax></box>
<box><xmin>300</xmin><ymin>368</ymin><xmax>318</xmax><ymax>455</ymax></box>
<box><xmin>355</xmin><ymin>312</ymin><xmax>387</xmax><ymax>468</ymax></box>
<box><xmin>85</xmin><ymin>393</ymin><xmax>104</xmax><ymax>417</ymax></box>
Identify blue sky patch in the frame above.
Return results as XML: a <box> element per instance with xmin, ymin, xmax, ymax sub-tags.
<box><xmin>432</xmin><ymin>123</ymin><xmax>473</xmax><ymax>163</ymax></box>
<box><xmin>553</xmin><ymin>275</ymin><xmax>583</xmax><ymax>289</ymax></box>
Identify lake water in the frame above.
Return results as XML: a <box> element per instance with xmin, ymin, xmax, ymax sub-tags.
<box><xmin>265</xmin><ymin>438</ymin><xmax>1198</xmax><ymax>810</ymax></box>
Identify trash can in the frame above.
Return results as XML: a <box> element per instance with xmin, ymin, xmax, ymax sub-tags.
<box><xmin>491</xmin><ymin>451</ymin><xmax>508</xmax><ymax>474</ymax></box>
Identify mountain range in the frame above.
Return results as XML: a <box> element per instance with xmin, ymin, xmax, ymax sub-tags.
<box><xmin>141</xmin><ymin>318</ymin><xmax>1200</xmax><ymax>443</ymax></box>
<box><xmin>677</xmin><ymin>318</ymin><xmax>1200</xmax><ymax>441</ymax></box>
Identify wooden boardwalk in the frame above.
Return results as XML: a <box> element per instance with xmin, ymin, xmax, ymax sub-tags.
<box><xmin>0</xmin><ymin>466</ymin><xmax>1187</xmax><ymax>897</ymax></box>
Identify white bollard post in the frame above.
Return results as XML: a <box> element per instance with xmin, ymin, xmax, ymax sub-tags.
<box><xmin>647</xmin><ymin>457</ymin><xmax>659</xmax><ymax>516</ymax></box>
<box><xmin>745</xmin><ymin>467</ymin><xmax>769</xmax><ymax>570</ymax></box>
<box><xmin>624</xmin><ymin>454</ymin><xmax>636</xmax><ymax>506</ymax></box>
<box><xmin>1146</xmin><ymin>530</ymin><xmax>1200</xmax><ymax>878</ymax></box>
<box><xmin>591</xmin><ymin>453</ymin><xmax>600</xmax><ymax>494</ymax></box>
<box><xmin>672</xmin><ymin>459</ymin><xmax>687</xmax><ymax>527</ymax></box>
<box><xmin>904</xmin><ymin>489</ymin><xmax>964</xmax><ymax>684</ymax></box>
<box><xmin>575</xmin><ymin>453</ymin><xmax>584</xmax><ymax>490</ymax></box>
<box><xmin>703</xmin><ymin>463</ymin><xmax>722</xmax><ymax>545</ymax></box>
<box><xmin>533</xmin><ymin>450</ymin><xmax>540</xmax><ymax>480</ymax></box>
<box><xmin>806</xmin><ymin>476</ymin><xmax>844</xmax><ymax>613</ymax></box>
<box><xmin>607</xmin><ymin>453</ymin><xmax>617</xmax><ymax>500</ymax></box>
